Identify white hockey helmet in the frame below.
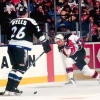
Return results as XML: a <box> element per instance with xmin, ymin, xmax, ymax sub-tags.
<box><xmin>55</xmin><ymin>34</ymin><xmax>64</xmax><ymax>42</ymax></box>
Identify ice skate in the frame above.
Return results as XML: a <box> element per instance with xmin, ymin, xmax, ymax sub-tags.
<box><xmin>10</xmin><ymin>88</ymin><xmax>23</xmax><ymax>95</ymax></box>
<box><xmin>98</xmin><ymin>75</ymin><xmax>100</xmax><ymax>84</ymax></box>
<box><xmin>0</xmin><ymin>91</ymin><xmax>11</xmax><ymax>96</ymax></box>
<box><xmin>65</xmin><ymin>78</ymin><xmax>76</xmax><ymax>86</ymax></box>
<box><xmin>0</xmin><ymin>88</ymin><xmax>23</xmax><ymax>96</ymax></box>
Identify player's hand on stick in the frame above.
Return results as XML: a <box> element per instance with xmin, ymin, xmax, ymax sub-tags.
<box><xmin>42</xmin><ymin>40</ymin><xmax>51</xmax><ymax>53</ymax></box>
<box><xmin>58</xmin><ymin>46</ymin><xmax>64</xmax><ymax>52</ymax></box>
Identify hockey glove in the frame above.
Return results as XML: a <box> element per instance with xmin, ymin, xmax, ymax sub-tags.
<box><xmin>42</xmin><ymin>40</ymin><xmax>51</xmax><ymax>53</ymax></box>
<box><xmin>58</xmin><ymin>46</ymin><xmax>64</xmax><ymax>52</ymax></box>
<box><xmin>77</xmin><ymin>39</ymin><xmax>84</xmax><ymax>49</ymax></box>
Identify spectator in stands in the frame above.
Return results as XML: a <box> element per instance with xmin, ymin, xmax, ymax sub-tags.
<box><xmin>16</xmin><ymin>0</ymin><xmax>28</xmax><ymax>9</ymax></box>
<box><xmin>42</xmin><ymin>0</ymin><xmax>53</xmax><ymax>7</ymax></box>
<box><xmin>48</xmin><ymin>28</ymin><xmax>55</xmax><ymax>43</ymax></box>
<box><xmin>60</xmin><ymin>0</ymin><xmax>69</xmax><ymax>7</ymax></box>
<box><xmin>84</xmin><ymin>16</ymin><xmax>98</xmax><ymax>42</ymax></box>
<box><xmin>93</xmin><ymin>1</ymin><xmax>100</xmax><ymax>9</ymax></box>
<box><xmin>5</xmin><ymin>0</ymin><xmax>16</xmax><ymax>20</ymax></box>
<box><xmin>68</xmin><ymin>0</ymin><xmax>77</xmax><ymax>9</ymax></box>
<box><xmin>0</xmin><ymin>0</ymin><xmax>8</xmax><ymax>45</ymax></box>
<box><xmin>88</xmin><ymin>16</ymin><xmax>98</xmax><ymax>35</ymax></box>
<box><xmin>56</xmin><ymin>10</ymin><xmax>70</xmax><ymax>29</ymax></box>
<box><xmin>57</xmin><ymin>24</ymin><xmax>67</xmax><ymax>32</ymax></box>
<box><xmin>48</xmin><ymin>3</ymin><xmax>61</xmax><ymax>22</ymax></box>
<box><xmin>0</xmin><ymin>0</ymin><xmax>9</xmax><ymax>23</ymax></box>
<box><xmin>11</xmin><ymin>0</ymin><xmax>20</xmax><ymax>6</ymax></box>
<box><xmin>0</xmin><ymin>0</ymin><xmax>16</xmax><ymax>45</ymax></box>
<box><xmin>49</xmin><ymin>21</ymin><xmax>55</xmax><ymax>30</ymax></box>
<box><xmin>81</xmin><ymin>7</ymin><xmax>90</xmax><ymax>22</ymax></box>
<box><xmin>15</xmin><ymin>0</ymin><xmax>28</xmax><ymax>17</ymax></box>
<box><xmin>72</xmin><ymin>6</ymin><xmax>79</xmax><ymax>21</ymax></box>
<box><xmin>90</xmin><ymin>1</ymin><xmax>100</xmax><ymax>16</ymax></box>
<box><xmin>58</xmin><ymin>24</ymin><xmax>70</xmax><ymax>34</ymax></box>
<box><xmin>43</xmin><ymin>5</ymin><xmax>51</xmax><ymax>23</ymax></box>
<box><xmin>30</xmin><ymin>4</ymin><xmax>46</xmax><ymax>31</ymax></box>
<box><xmin>92</xmin><ymin>27</ymin><xmax>100</xmax><ymax>42</ymax></box>
<box><xmin>56</xmin><ymin>3</ymin><xmax>64</xmax><ymax>14</ymax></box>
<box><xmin>63</xmin><ymin>4</ymin><xmax>72</xmax><ymax>15</ymax></box>
<box><xmin>80</xmin><ymin>22</ymin><xmax>89</xmax><ymax>39</ymax></box>
<box><xmin>65</xmin><ymin>6</ymin><xmax>79</xmax><ymax>31</ymax></box>
<box><xmin>93</xmin><ymin>8</ymin><xmax>100</xmax><ymax>26</ymax></box>
<box><xmin>83</xmin><ymin>0</ymin><xmax>94</xmax><ymax>11</ymax></box>
<box><xmin>30</xmin><ymin>4</ymin><xmax>45</xmax><ymax>23</ymax></box>
<box><xmin>30</xmin><ymin>0</ymin><xmax>37</xmax><ymax>12</ymax></box>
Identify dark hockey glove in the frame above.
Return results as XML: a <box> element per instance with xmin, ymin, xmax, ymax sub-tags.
<box><xmin>76</xmin><ymin>39</ymin><xmax>84</xmax><ymax>49</ymax></box>
<box><xmin>42</xmin><ymin>40</ymin><xmax>51</xmax><ymax>53</ymax></box>
<box><xmin>58</xmin><ymin>46</ymin><xmax>64</xmax><ymax>52</ymax></box>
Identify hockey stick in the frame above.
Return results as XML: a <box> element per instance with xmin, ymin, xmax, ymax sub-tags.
<box><xmin>27</xmin><ymin>51</ymin><xmax>45</xmax><ymax>69</ymax></box>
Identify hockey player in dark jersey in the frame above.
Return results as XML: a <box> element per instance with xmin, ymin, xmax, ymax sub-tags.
<box><xmin>55</xmin><ymin>33</ymin><xmax>100</xmax><ymax>85</ymax></box>
<box><xmin>0</xmin><ymin>6</ymin><xmax>51</xmax><ymax>95</ymax></box>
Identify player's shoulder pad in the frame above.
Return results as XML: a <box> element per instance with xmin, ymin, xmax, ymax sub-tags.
<box><xmin>23</xmin><ymin>18</ymin><xmax>38</xmax><ymax>26</ymax></box>
<box><xmin>17</xmin><ymin>18</ymin><xmax>38</xmax><ymax>26</ymax></box>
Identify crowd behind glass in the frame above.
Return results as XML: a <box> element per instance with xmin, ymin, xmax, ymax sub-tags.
<box><xmin>0</xmin><ymin>0</ymin><xmax>100</xmax><ymax>45</ymax></box>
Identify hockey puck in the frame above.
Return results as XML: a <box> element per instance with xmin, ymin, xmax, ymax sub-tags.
<box><xmin>33</xmin><ymin>91</ymin><xmax>37</xmax><ymax>94</ymax></box>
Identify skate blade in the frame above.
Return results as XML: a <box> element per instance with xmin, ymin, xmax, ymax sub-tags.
<box><xmin>65</xmin><ymin>83</ymin><xmax>76</xmax><ymax>86</ymax></box>
<box><xmin>0</xmin><ymin>92</ymin><xmax>11</xmax><ymax>96</ymax></box>
<box><xmin>0</xmin><ymin>92</ymin><xmax>23</xmax><ymax>96</ymax></box>
<box><xmin>11</xmin><ymin>90</ymin><xmax>23</xmax><ymax>96</ymax></box>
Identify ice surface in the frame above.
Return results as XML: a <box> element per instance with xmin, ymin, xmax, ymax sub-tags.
<box><xmin>0</xmin><ymin>79</ymin><xmax>100</xmax><ymax>100</ymax></box>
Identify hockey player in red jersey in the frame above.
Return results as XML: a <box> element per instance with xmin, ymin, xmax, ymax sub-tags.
<box><xmin>55</xmin><ymin>33</ymin><xmax>100</xmax><ymax>85</ymax></box>
<box><xmin>0</xmin><ymin>6</ymin><xmax>51</xmax><ymax>96</ymax></box>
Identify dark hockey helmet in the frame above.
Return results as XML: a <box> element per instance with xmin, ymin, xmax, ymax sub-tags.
<box><xmin>18</xmin><ymin>6</ymin><xmax>28</xmax><ymax>15</ymax></box>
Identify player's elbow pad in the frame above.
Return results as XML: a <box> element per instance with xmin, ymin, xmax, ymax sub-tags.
<box><xmin>42</xmin><ymin>40</ymin><xmax>51</xmax><ymax>53</ymax></box>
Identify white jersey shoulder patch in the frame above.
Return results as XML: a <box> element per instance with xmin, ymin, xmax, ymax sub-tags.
<box><xmin>17</xmin><ymin>18</ymin><xmax>38</xmax><ymax>25</ymax></box>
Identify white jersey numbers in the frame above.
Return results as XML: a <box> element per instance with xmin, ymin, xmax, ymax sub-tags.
<box><xmin>11</xmin><ymin>26</ymin><xmax>26</xmax><ymax>39</ymax></box>
<box><xmin>36</xmin><ymin>26</ymin><xmax>41</xmax><ymax>32</ymax></box>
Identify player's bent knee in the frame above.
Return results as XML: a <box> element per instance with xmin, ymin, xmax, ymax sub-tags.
<box><xmin>18</xmin><ymin>66</ymin><xmax>27</xmax><ymax>73</ymax></box>
<box><xmin>81</xmin><ymin>65</ymin><xmax>95</xmax><ymax>76</ymax></box>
